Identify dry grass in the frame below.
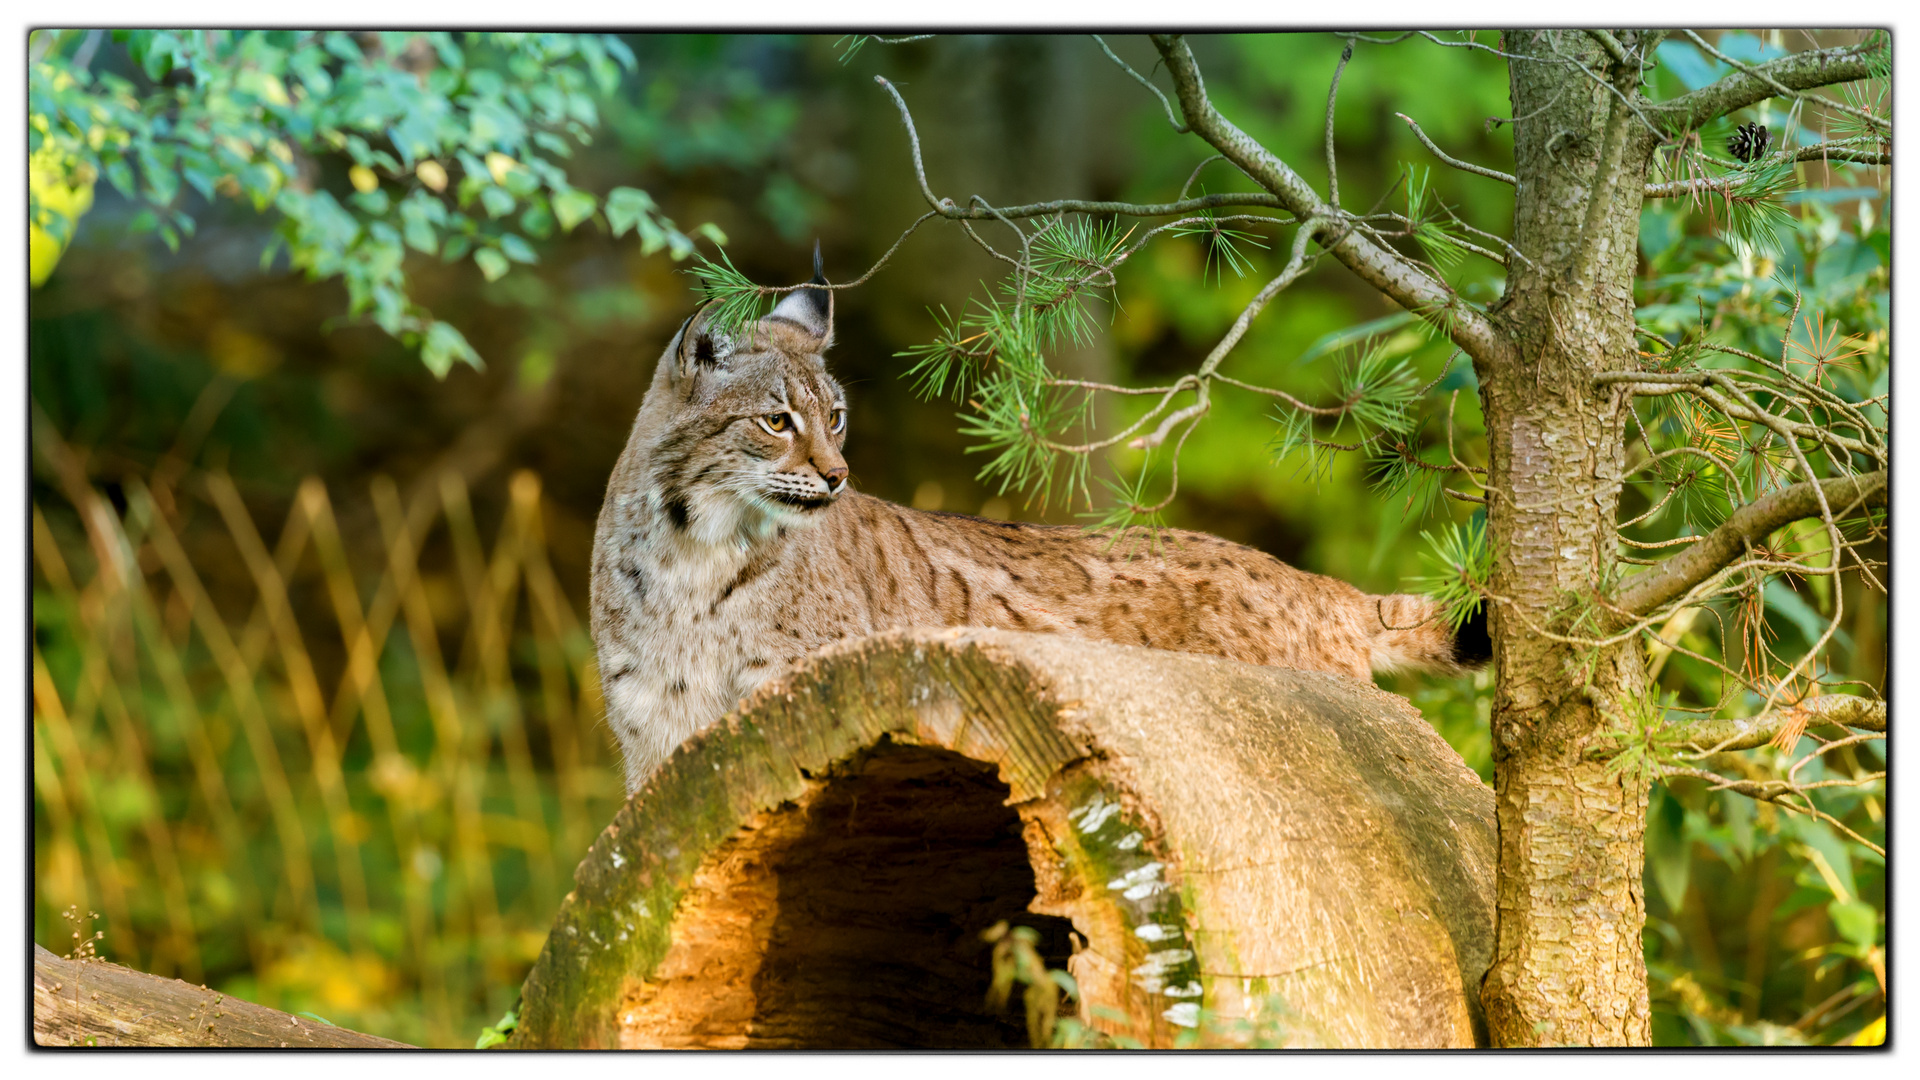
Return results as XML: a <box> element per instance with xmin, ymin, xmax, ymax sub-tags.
<box><xmin>32</xmin><ymin>429</ymin><xmax>621</xmax><ymax>1047</ymax></box>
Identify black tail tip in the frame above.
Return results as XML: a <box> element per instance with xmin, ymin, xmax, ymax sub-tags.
<box><xmin>811</xmin><ymin>239</ymin><xmax>826</xmax><ymax>284</ymax></box>
<box><xmin>1452</xmin><ymin>602</ymin><xmax>1492</xmax><ymax>668</ymax></box>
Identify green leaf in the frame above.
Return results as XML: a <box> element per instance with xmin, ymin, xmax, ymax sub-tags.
<box><xmin>479</xmin><ymin>185</ymin><xmax>515</xmax><ymax>219</ymax></box>
<box><xmin>604</xmin><ymin>186</ymin><xmax>656</xmax><ymax>238</ymax></box>
<box><xmin>518</xmin><ymin>202</ymin><xmax>553</xmax><ymax>239</ymax></box>
<box><xmin>1646</xmin><ymin>788</ymin><xmax>1693</xmax><ymax>914</ymax></box>
<box><xmin>421</xmin><ymin>320</ymin><xmax>481</xmax><ymax>377</ymax></box>
<box><xmin>1764</xmin><ymin>579</ymin><xmax>1851</xmax><ymax>653</ymax></box>
<box><xmin>1828</xmin><ymin>899</ymin><xmax>1878</xmax><ymax>949</ymax></box>
<box><xmin>552</xmin><ymin>188</ymin><xmax>596</xmax><ymax>231</ymax></box>
<box><xmin>1788</xmin><ymin>813</ymin><xmax>1858</xmax><ymax>903</ymax></box>
<box><xmin>498</xmin><ymin>233</ymin><xmax>537</xmax><ymax>264</ymax></box>
<box><xmin>473</xmin><ymin>247</ymin><xmax>510</xmax><ymax>282</ymax></box>
<box><xmin>402</xmin><ymin>216</ymin><xmax>437</xmax><ymax>256</ymax></box>
<box><xmin>500</xmin><ymin>165</ymin><xmax>540</xmax><ymax>198</ymax></box>
<box><xmin>1295</xmin><ymin>312</ymin><xmax>1419</xmax><ymax>366</ymax></box>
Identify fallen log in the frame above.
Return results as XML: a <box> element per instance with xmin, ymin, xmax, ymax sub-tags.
<box><xmin>33</xmin><ymin>945</ymin><xmax>411</xmax><ymax>1048</ymax></box>
<box><xmin>510</xmin><ymin>627</ymin><xmax>1498</xmax><ymax>1049</ymax></box>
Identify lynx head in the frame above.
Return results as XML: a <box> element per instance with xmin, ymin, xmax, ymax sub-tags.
<box><xmin>638</xmin><ymin>251</ymin><xmax>848</xmax><ymax>549</ymax></box>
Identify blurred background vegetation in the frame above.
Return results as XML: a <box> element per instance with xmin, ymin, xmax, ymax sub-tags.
<box><xmin>30</xmin><ymin>31</ymin><xmax>1884</xmax><ymax>1047</ymax></box>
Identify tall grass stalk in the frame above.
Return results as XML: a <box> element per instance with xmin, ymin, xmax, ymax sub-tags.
<box><xmin>31</xmin><ymin>432</ymin><xmax>620</xmax><ymax>1047</ymax></box>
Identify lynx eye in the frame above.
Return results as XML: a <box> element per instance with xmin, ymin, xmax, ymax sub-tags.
<box><xmin>757</xmin><ymin>412</ymin><xmax>793</xmax><ymax>436</ymax></box>
<box><xmin>829</xmin><ymin>409</ymin><xmax>846</xmax><ymax>434</ymax></box>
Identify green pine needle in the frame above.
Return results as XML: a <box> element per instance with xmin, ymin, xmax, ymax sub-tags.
<box><xmin>1335</xmin><ymin>343</ymin><xmax>1420</xmax><ymax>436</ymax></box>
<box><xmin>1268</xmin><ymin>407</ymin><xmax>1337</xmax><ymax>485</ymax></box>
<box><xmin>833</xmin><ymin>36</ymin><xmax>871</xmax><ymax>65</ymax></box>
<box><xmin>684</xmin><ymin>247</ymin><xmax>770</xmax><ymax>340</ymax></box>
<box><xmin>1170</xmin><ymin>198</ymin><xmax>1270</xmax><ymax>286</ymax></box>
<box><xmin>1720</xmin><ymin>158</ymin><xmax>1798</xmax><ymax>255</ymax></box>
<box><xmin>1079</xmin><ymin>466</ymin><xmax>1171</xmax><ymax>558</ymax></box>
<box><xmin>899</xmin><ymin>303</ymin><xmax>984</xmax><ymax>401</ymax></box>
<box><xmin>1406</xmin><ymin>517</ymin><xmax>1492</xmax><ymax>633</ymax></box>
<box><xmin>1364</xmin><ymin>431</ymin><xmax>1445</xmax><ymax>521</ymax></box>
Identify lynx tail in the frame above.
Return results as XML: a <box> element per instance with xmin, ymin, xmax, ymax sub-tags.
<box><xmin>1369</xmin><ymin>594</ymin><xmax>1491</xmax><ymax>675</ymax></box>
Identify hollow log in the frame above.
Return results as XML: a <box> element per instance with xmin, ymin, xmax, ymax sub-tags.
<box><xmin>511</xmin><ymin>627</ymin><xmax>1497</xmax><ymax>1050</ymax></box>
<box><xmin>33</xmin><ymin>945</ymin><xmax>411</xmax><ymax>1048</ymax></box>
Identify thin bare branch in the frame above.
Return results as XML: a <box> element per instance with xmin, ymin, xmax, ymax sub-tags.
<box><xmin>874</xmin><ymin>75</ymin><xmax>948</xmax><ymax>212</ymax></box>
<box><xmin>1179</xmin><ymin>155</ymin><xmax>1228</xmax><ymax>200</ymax></box>
<box><xmin>1337</xmin><ymin>29</ymin><xmax>1541</xmax><ymax>64</ymax></box>
<box><xmin>1599</xmin><ymin>371</ymin><xmax>1882</xmax><ymax>461</ymax></box>
<box><xmin>876</xmin><ymin>76</ymin><xmax>1297</xmax><ymax>221</ymax></box>
<box><xmin>1196</xmin><ymin>217</ymin><xmax>1332</xmax><ymax>380</ymax></box>
<box><xmin>1092</xmin><ymin>35</ymin><xmax>1187</xmax><ymax>134</ymax></box>
<box><xmin>1325</xmin><ymin>43</ymin><xmax>1353</xmax><ymax>207</ymax></box>
<box><xmin>1681</xmin><ymin>30</ymin><xmax>1889</xmax><ymax>133</ymax></box>
<box><xmin>1395</xmin><ymin>113</ymin><xmax>1516</xmax><ymax>185</ymax></box>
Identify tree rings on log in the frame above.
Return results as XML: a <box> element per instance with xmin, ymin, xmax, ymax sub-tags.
<box><xmin>511</xmin><ymin>627</ymin><xmax>1496</xmax><ymax>1049</ymax></box>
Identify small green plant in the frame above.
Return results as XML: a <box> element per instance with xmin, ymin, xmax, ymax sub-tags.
<box><xmin>474</xmin><ymin>1005</ymin><xmax>519</xmax><ymax>1049</ymax></box>
<box><xmin>981</xmin><ymin>921</ymin><xmax>1077</xmax><ymax>1049</ymax></box>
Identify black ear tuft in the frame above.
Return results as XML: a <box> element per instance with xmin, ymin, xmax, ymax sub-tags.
<box><xmin>766</xmin><ymin>244</ymin><xmax>833</xmax><ymax>339</ymax></box>
<box><xmin>797</xmin><ymin>239</ymin><xmax>829</xmax><ymax>324</ymax></box>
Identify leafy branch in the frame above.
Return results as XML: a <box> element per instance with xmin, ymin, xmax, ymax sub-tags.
<box><xmin>29</xmin><ymin>30</ymin><xmax>716</xmax><ymax>376</ymax></box>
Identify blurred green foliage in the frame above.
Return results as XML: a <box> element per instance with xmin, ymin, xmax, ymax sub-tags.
<box><xmin>29</xmin><ymin>30</ymin><xmax>723</xmax><ymax>375</ymax></box>
<box><xmin>30</xmin><ymin>31</ymin><xmax>1883</xmax><ymax>1047</ymax></box>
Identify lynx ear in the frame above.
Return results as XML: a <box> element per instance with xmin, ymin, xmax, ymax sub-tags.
<box><xmin>673</xmin><ymin>300</ymin><xmax>730</xmax><ymax>378</ymax></box>
<box><xmin>764</xmin><ymin>240</ymin><xmax>833</xmax><ymax>348</ymax></box>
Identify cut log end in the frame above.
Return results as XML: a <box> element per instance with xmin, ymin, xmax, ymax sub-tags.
<box><xmin>616</xmin><ymin>740</ymin><xmax>1074</xmax><ymax>1049</ymax></box>
<box><xmin>513</xmin><ymin>628</ymin><xmax>1498</xmax><ymax>1049</ymax></box>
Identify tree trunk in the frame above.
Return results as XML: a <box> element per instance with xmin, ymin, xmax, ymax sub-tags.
<box><xmin>510</xmin><ymin>627</ymin><xmax>1498</xmax><ymax>1049</ymax></box>
<box><xmin>1475</xmin><ymin>30</ymin><xmax>1657</xmax><ymax>1045</ymax></box>
<box><xmin>32</xmin><ymin>945</ymin><xmax>412</xmax><ymax>1048</ymax></box>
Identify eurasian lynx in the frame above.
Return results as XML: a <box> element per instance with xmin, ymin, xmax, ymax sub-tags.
<box><xmin>591</xmin><ymin>259</ymin><xmax>1488</xmax><ymax>791</ymax></box>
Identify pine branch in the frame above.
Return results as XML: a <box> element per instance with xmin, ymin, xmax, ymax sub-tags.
<box><xmin>1650</xmin><ymin>40</ymin><xmax>1884</xmax><ymax>135</ymax></box>
<box><xmin>1660</xmin><ymin>695</ymin><xmax>1885</xmax><ymax>754</ymax></box>
<box><xmin>1584</xmin><ymin>29</ymin><xmax>1630</xmax><ymax>68</ymax></box>
<box><xmin>1643</xmin><ymin>140</ymin><xmax>1889</xmax><ymax>198</ymax></box>
<box><xmin>1614</xmin><ymin>471</ymin><xmax>1886</xmax><ymax>616</ymax></box>
<box><xmin>1148</xmin><ymin>35</ymin><xmax>1513</xmax><ymax>368</ymax></box>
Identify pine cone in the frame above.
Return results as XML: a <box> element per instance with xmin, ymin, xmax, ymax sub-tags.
<box><xmin>1728</xmin><ymin>122</ymin><xmax>1771</xmax><ymax>164</ymax></box>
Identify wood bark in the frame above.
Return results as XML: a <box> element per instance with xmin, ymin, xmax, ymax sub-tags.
<box><xmin>509</xmin><ymin>627</ymin><xmax>1498</xmax><ymax>1049</ymax></box>
<box><xmin>1474</xmin><ymin>30</ymin><xmax>1660</xmax><ymax>1046</ymax></box>
<box><xmin>33</xmin><ymin>945</ymin><xmax>412</xmax><ymax>1048</ymax></box>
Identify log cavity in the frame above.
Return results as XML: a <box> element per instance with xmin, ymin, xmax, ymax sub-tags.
<box><xmin>618</xmin><ymin>739</ymin><xmax>1075</xmax><ymax>1048</ymax></box>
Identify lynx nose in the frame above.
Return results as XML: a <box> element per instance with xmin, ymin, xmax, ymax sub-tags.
<box><xmin>821</xmin><ymin>466</ymin><xmax>849</xmax><ymax>494</ymax></box>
